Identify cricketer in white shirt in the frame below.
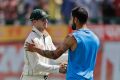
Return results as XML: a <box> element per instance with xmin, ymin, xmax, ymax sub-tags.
<box><xmin>21</xmin><ymin>9</ymin><xmax>68</xmax><ymax>80</ymax></box>
<box><xmin>21</xmin><ymin>26</ymin><xmax>67</xmax><ymax>80</ymax></box>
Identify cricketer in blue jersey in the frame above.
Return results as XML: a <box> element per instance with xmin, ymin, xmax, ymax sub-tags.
<box><xmin>25</xmin><ymin>6</ymin><xmax>100</xmax><ymax>80</ymax></box>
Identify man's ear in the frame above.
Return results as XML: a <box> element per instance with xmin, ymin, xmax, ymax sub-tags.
<box><xmin>74</xmin><ymin>17</ymin><xmax>78</xmax><ymax>23</ymax></box>
<box><xmin>32</xmin><ymin>20</ymin><xmax>36</xmax><ymax>23</ymax></box>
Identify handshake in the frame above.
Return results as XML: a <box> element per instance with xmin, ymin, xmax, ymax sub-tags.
<box><xmin>59</xmin><ymin>62</ymin><xmax>67</xmax><ymax>74</ymax></box>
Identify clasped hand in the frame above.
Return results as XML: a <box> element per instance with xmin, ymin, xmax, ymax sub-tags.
<box><xmin>59</xmin><ymin>62</ymin><xmax>67</xmax><ymax>74</ymax></box>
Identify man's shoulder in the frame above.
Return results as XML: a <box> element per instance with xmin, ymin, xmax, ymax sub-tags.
<box><xmin>25</xmin><ymin>32</ymin><xmax>38</xmax><ymax>42</ymax></box>
<box><xmin>65</xmin><ymin>33</ymin><xmax>76</xmax><ymax>43</ymax></box>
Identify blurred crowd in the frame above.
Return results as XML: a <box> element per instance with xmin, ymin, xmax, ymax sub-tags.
<box><xmin>0</xmin><ymin>0</ymin><xmax>120</xmax><ymax>26</ymax></box>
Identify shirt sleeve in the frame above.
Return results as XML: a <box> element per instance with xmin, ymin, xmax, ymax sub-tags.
<box><xmin>34</xmin><ymin>61</ymin><xmax>60</xmax><ymax>73</ymax></box>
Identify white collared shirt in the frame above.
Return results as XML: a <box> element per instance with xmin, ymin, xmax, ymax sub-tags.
<box><xmin>22</xmin><ymin>27</ymin><xmax>60</xmax><ymax>76</ymax></box>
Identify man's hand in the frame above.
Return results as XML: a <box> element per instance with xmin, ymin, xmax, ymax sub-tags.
<box><xmin>59</xmin><ymin>62</ymin><xmax>67</xmax><ymax>74</ymax></box>
<box><xmin>25</xmin><ymin>40</ymin><xmax>38</xmax><ymax>52</ymax></box>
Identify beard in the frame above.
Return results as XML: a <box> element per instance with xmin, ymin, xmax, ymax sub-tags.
<box><xmin>72</xmin><ymin>22</ymin><xmax>76</xmax><ymax>30</ymax></box>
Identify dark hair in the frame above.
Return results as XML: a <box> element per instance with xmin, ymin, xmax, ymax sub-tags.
<box><xmin>72</xmin><ymin>6</ymin><xmax>88</xmax><ymax>24</ymax></box>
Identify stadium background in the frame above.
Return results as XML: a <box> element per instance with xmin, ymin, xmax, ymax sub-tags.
<box><xmin>0</xmin><ymin>0</ymin><xmax>120</xmax><ymax>80</ymax></box>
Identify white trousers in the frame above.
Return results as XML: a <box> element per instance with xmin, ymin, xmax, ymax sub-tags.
<box><xmin>21</xmin><ymin>75</ymin><xmax>47</xmax><ymax>80</ymax></box>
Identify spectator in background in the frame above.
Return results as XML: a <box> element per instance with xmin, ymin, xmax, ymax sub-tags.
<box><xmin>0</xmin><ymin>11</ymin><xmax>4</xmax><ymax>25</ymax></box>
<box><xmin>24</xmin><ymin>0</ymin><xmax>37</xmax><ymax>7</ymax></box>
<box><xmin>0</xmin><ymin>0</ymin><xmax>5</xmax><ymax>25</ymax></box>
<box><xmin>61</xmin><ymin>0</ymin><xmax>101</xmax><ymax>24</ymax></box>
<box><xmin>101</xmin><ymin>0</ymin><xmax>115</xmax><ymax>24</ymax></box>
<box><xmin>17</xmin><ymin>0</ymin><xmax>49</xmax><ymax>25</ymax></box>
<box><xmin>114</xmin><ymin>0</ymin><xmax>120</xmax><ymax>17</ymax></box>
<box><xmin>61</xmin><ymin>0</ymin><xmax>75</xmax><ymax>24</ymax></box>
<box><xmin>87</xmin><ymin>0</ymin><xmax>101</xmax><ymax>24</ymax></box>
<box><xmin>74</xmin><ymin>0</ymin><xmax>101</xmax><ymax>24</ymax></box>
<box><xmin>2</xmin><ymin>0</ymin><xmax>18</xmax><ymax>25</ymax></box>
<box><xmin>113</xmin><ymin>0</ymin><xmax>120</xmax><ymax>24</ymax></box>
<box><xmin>17</xmin><ymin>0</ymin><xmax>34</xmax><ymax>25</ymax></box>
<box><xmin>17</xmin><ymin>0</ymin><xmax>26</xmax><ymax>25</ymax></box>
<box><xmin>33</xmin><ymin>0</ymin><xmax>48</xmax><ymax>12</ymax></box>
<box><xmin>48</xmin><ymin>0</ymin><xmax>56</xmax><ymax>23</ymax></box>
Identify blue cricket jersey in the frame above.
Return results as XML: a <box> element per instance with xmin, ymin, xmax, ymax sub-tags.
<box><xmin>66</xmin><ymin>28</ymin><xmax>100</xmax><ymax>80</ymax></box>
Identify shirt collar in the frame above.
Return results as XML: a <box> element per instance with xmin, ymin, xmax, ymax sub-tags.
<box><xmin>32</xmin><ymin>26</ymin><xmax>43</xmax><ymax>37</ymax></box>
<box><xmin>32</xmin><ymin>26</ymin><xmax>48</xmax><ymax>37</ymax></box>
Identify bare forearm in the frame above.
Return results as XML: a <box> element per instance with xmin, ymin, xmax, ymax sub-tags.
<box><xmin>36</xmin><ymin>48</ymin><xmax>59</xmax><ymax>59</ymax></box>
<box><xmin>34</xmin><ymin>35</ymin><xmax>74</xmax><ymax>59</ymax></box>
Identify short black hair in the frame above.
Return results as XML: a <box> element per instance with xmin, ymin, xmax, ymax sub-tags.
<box><xmin>72</xmin><ymin>6</ymin><xmax>88</xmax><ymax>24</ymax></box>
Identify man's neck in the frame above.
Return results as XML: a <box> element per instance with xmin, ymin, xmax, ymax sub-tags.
<box><xmin>76</xmin><ymin>24</ymin><xmax>87</xmax><ymax>30</ymax></box>
<box><xmin>36</xmin><ymin>26</ymin><xmax>48</xmax><ymax>36</ymax></box>
<box><xmin>36</xmin><ymin>27</ymin><xmax>45</xmax><ymax>33</ymax></box>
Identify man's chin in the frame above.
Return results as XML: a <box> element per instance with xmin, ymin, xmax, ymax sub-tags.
<box><xmin>44</xmin><ymin>25</ymin><xmax>47</xmax><ymax>29</ymax></box>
